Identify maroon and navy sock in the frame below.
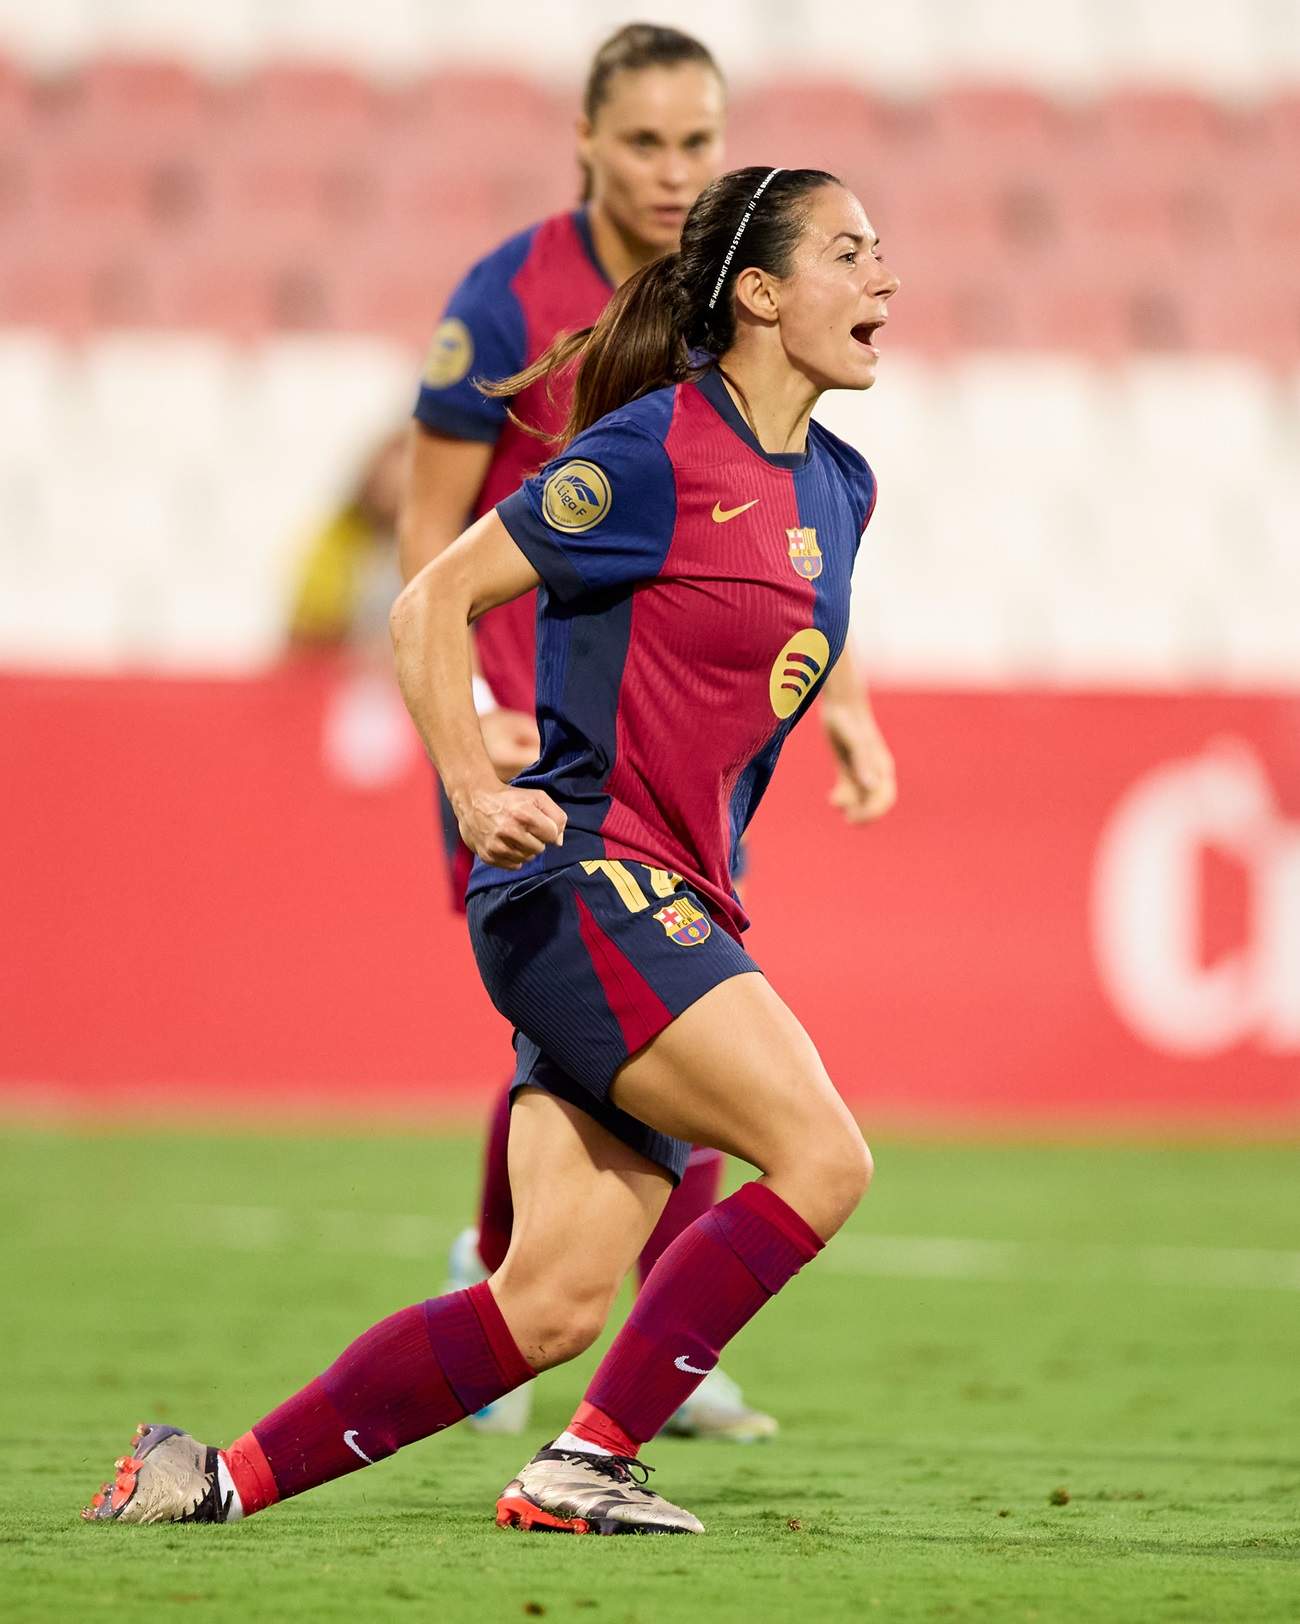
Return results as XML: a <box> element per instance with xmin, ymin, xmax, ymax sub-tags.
<box><xmin>635</xmin><ymin>1146</ymin><xmax>724</xmax><ymax>1289</ymax></box>
<box><xmin>222</xmin><ymin>1280</ymin><xmax>532</xmax><ymax>1516</ymax></box>
<box><xmin>566</xmin><ymin>1181</ymin><xmax>823</xmax><ymax>1455</ymax></box>
<box><xmin>476</xmin><ymin>1083</ymin><xmax>516</xmax><ymax>1273</ymax></box>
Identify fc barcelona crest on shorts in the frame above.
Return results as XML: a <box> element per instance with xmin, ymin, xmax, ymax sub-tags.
<box><xmin>786</xmin><ymin>527</ymin><xmax>822</xmax><ymax>579</ymax></box>
<box><xmin>653</xmin><ymin>896</ymin><xmax>712</xmax><ymax>947</ymax></box>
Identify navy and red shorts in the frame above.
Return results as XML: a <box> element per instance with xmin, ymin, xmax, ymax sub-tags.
<box><xmin>466</xmin><ymin>860</ymin><xmax>760</xmax><ymax>1180</ymax></box>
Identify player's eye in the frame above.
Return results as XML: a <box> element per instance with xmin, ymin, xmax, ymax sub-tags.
<box><xmin>629</xmin><ymin>133</ymin><xmax>659</xmax><ymax>150</ymax></box>
<box><xmin>839</xmin><ymin>250</ymin><xmax>858</xmax><ymax>264</ymax></box>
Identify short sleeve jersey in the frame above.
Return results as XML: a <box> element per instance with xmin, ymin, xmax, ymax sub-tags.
<box><xmin>412</xmin><ymin>211</ymin><xmax>613</xmax><ymax>712</ymax></box>
<box><xmin>468</xmin><ymin>368</ymin><xmax>878</xmax><ymax>938</ymax></box>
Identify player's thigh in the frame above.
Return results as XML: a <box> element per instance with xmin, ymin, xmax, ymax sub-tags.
<box><xmin>610</xmin><ymin>972</ymin><xmax>870</xmax><ymax>1235</ymax></box>
<box><xmin>491</xmin><ymin>1087</ymin><xmax>672</xmax><ymax>1367</ymax></box>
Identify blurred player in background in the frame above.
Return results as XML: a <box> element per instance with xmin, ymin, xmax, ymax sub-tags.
<box><xmin>286</xmin><ymin>430</ymin><xmax>421</xmax><ymax>791</ymax></box>
<box><xmin>287</xmin><ymin>428</ymin><xmax>405</xmax><ymax>654</ymax></box>
<box><xmin>401</xmin><ymin>24</ymin><xmax>894</xmax><ymax>1442</ymax></box>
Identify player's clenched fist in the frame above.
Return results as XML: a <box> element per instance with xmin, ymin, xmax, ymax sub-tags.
<box><xmin>457</xmin><ymin>784</ymin><xmax>567</xmax><ymax>869</ymax></box>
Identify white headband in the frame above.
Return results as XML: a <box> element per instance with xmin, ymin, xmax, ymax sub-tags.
<box><xmin>706</xmin><ymin>167</ymin><xmax>785</xmax><ymax>311</ymax></box>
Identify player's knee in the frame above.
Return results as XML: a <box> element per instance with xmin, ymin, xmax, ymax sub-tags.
<box><xmin>796</xmin><ymin>1122</ymin><xmax>872</xmax><ymax>1237</ymax></box>
<box><xmin>500</xmin><ymin>1271</ymin><xmax>617</xmax><ymax>1369</ymax></box>
<box><xmin>531</xmin><ymin>1296</ymin><xmax>610</xmax><ymax>1367</ymax></box>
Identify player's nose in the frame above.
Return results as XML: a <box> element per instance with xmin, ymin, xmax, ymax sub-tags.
<box><xmin>871</xmin><ymin>258</ymin><xmax>901</xmax><ymax>300</ymax></box>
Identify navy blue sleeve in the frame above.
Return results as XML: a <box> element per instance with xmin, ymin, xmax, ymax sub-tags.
<box><xmin>495</xmin><ymin>417</ymin><xmax>677</xmax><ymax>603</ymax></box>
<box><xmin>853</xmin><ymin>458</ymin><xmax>877</xmax><ymax>558</ymax></box>
<box><xmin>412</xmin><ymin>234</ymin><xmax>531</xmax><ymax>443</ymax></box>
<box><xmin>815</xmin><ymin>423</ymin><xmax>877</xmax><ymax>556</ymax></box>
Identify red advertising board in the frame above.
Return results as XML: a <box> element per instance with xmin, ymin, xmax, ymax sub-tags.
<box><xmin>3</xmin><ymin>663</ymin><xmax>1297</xmax><ymax>1128</ymax></box>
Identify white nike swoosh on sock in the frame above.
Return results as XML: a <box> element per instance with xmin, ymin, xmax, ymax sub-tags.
<box><xmin>343</xmin><ymin>1430</ymin><xmax>373</xmax><ymax>1464</ymax></box>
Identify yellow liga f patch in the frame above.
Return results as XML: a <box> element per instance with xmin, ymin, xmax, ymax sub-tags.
<box><xmin>542</xmin><ymin>460</ymin><xmax>612</xmax><ymax>533</ymax></box>
<box><xmin>422</xmin><ymin>318</ymin><xmax>473</xmax><ymax>389</ymax></box>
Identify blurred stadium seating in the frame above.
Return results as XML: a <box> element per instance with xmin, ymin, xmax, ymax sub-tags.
<box><xmin>0</xmin><ymin>4</ymin><xmax>1297</xmax><ymax>683</ymax></box>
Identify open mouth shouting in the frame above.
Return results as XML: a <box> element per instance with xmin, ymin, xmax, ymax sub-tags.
<box><xmin>851</xmin><ymin>318</ymin><xmax>886</xmax><ymax>355</ymax></box>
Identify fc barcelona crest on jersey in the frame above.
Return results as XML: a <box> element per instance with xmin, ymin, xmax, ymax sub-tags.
<box><xmin>786</xmin><ymin>527</ymin><xmax>822</xmax><ymax>579</ymax></box>
<box><xmin>653</xmin><ymin>896</ymin><xmax>712</xmax><ymax>947</ymax></box>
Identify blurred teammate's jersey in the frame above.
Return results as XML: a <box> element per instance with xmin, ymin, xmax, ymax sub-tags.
<box><xmin>413</xmin><ymin>209</ymin><xmax>613</xmax><ymax>712</ymax></box>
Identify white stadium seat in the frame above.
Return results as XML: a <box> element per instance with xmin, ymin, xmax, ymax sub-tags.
<box><xmin>1109</xmin><ymin>359</ymin><xmax>1285</xmax><ymax>481</ymax></box>
<box><xmin>1109</xmin><ymin>0</ymin><xmax>1269</xmax><ymax>94</ymax></box>
<box><xmin>0</xmin><ymin>335</ymin><xmax>1295</xmax><ymax>683</ymax></box>
<box><xmin>0</xmin><ymin>0</ymin><xmax>100</xmax><ymax>71</ymax></box>
<box><xmin>0</xmin><ymin>334</ymin><xmax>73</xmax><ymax>459</ymax></box>
<box><xmin>932</xmin><ymin>0</ymin><xmax>1105</xmax><ymax>93</ymax></box>
<box><xmin>0</xmin><ymin>0</ymin><xmax>1293</xmax><ymax>87</ymax></box>
<box><xmin>72</xmin><ymin>336</ymin><xmax>243</xmax><ymax>462</ymax></box>
<box><xmin>92</xmin><ymin>0</ymin><xmax>262</xmax><ymax>73</ymax></box>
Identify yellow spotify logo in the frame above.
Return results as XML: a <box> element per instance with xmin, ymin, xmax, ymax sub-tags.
<box><xmin>542</xmin><ymin>460</ymin><xmax>612</xmax><ymax>533</ymax></box>
<box><xmin>423</xmin><ymin>318</ymin><xmax>473</xmax><ymax>389</ymax></box>
<box><xmin>769</xmin><ymin>628</ymin><xmax>830</xmax><ymax>719</ymax></box>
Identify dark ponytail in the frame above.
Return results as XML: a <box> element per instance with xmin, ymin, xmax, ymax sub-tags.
<box><xmin>483</xmin><ymin>166</ymin><xmax>840</xmax><ymax>444</ymax></box>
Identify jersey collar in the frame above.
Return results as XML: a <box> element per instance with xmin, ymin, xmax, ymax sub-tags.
<box><xmin>693</xmin><ymin>367</ymin><xmax>810</xmax><ymax>470</ymax></box>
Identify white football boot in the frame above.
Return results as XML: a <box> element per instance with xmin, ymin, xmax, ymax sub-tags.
<box><xmin>497</xmin><ymin>1444</ymin><xmax>703</xmax><ymax>1535</ymax></box>
<box><xmin>82</xmin><ymin>1424</ymin><xmax>232</xmax><ymax>1524</ymax></box>
<box><xmin>446</xmin><ymin>1225</ymin><xmax>534</xmax><ymax>1436</ymax></box>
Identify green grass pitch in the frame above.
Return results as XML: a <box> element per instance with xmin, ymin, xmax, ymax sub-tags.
<box><xmin>3</xmin><ymin>1128</ymin><xmax>1298</xmax><ymax>1623</ymax></box>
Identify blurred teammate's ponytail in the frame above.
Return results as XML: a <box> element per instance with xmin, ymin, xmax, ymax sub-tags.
<box><xmin>483</xmin><ymin>167</ymin><xmax>839</xmax><ymax>444</ymax></box>
<box><xmin>578</xmin><ymin>24</ymin><xmax>722</xmax><ymax>203</ymax></box>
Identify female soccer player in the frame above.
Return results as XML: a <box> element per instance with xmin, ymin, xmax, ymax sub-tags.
<box><xmin>405</xmin><ymin>23</ymin><xmax>892</xmax><ymax>1442</ymax></box>
<box><xmin>82</xmin><ymin>166</ymin><xmax>899</xmax><ymax>1534</ymax></box>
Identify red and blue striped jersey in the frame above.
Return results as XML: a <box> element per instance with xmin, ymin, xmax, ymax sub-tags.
<box><xmin>412</xmin><ymin>210</ymin><xmax>613</xmax><ymax>712</ymax></box>
<box><xmin>471</xmin><ymin>368</ymin><xmax>877</xmax><ymax>937</ymax></box>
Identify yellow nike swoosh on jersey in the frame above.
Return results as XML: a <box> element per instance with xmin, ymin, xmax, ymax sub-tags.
<box><xmin>711</xmin><ymin>499</ymin><xmax>760</xmax><ymax>523</ymax></box>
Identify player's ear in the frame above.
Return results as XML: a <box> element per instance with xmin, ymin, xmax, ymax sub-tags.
<box><xmin>575</xmin><ymin>116</ymin><xmax>594</xmax><ymax>169</ymax></box>
<box><xmin>732</xmin><ymin>266</ymin><xmax>779</xmax><ymax>325</ymax></box>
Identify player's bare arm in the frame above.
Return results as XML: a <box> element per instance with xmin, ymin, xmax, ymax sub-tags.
<box><xmin>819</xmin><ymin>646</ymin><xmax>897</xmax><ymax>824</ymax></box>
<box><xmin>400</xmin><ymin>425</ymin><xmax>540</xmax><ymax>777</ymax></box>
<box><xmin>390</xmin><ymin>512</ymin><xmax>565</xmax><ymax>868</ymax></box>
<box><xmin>398</xmin><ymin>424</ymin><xmax>495</xmax><ymax>582</ymax></box>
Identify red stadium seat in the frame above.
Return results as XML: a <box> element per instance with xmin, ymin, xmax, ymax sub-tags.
<box><xmin>0</xmin><ymin>254</ymin><xmax>96</xmax><ymax>337</ymax></box>
<box><xmin>330</xmin><ymin>258</ymin><xmax>449</xmax><ymax>348</ymax></box>
<box><xmin>1259</xmin><ymin>93</ymin><xmax>1300</xmax><ymax>157</ymax></box>
<box><xmin>150</xmin><ymin>245</ymin><xmax>282</xmax><ymax>341</ymax></box>
<box><xmin>929</xmin><ymin>84</ymin><xmax>1072</xmax><ymax>167</ymax></box>
<box><xmin>0</xmin><ymin>52</ymin><xmax>31</xmax><ymax>138</ymax></box>
<box><xmin>1061</xmin><ymin>162</ymin><xmax>1236</xmax><ymax>273</ymax></box>
<box><xmin>1240</xmin><ymin>179</ymin><xmax>1300</xmax><ymax>260</ymax></box>
<box><xmin>1179</xmin><ymin>274</ymin><xmax>1300</xmax><ymax>368</ymax></box>
<box><xmin>1091</xmin><ymin>87</ymin><xmax>1246</xmax><ymax>175</ymax></box>
<box><xmin>726</xmin><ymin>82</ymin><xmax>893</xmax><ymax>183</ymax></box>
<box><xmin>396</xmin><ymin>71</ymin><xmax>562</xmax><ymax>141</ymax></box>
<box><xmin>54</xmin><ymin>55</ymin><xmax>214</xmax><ymax>151</ymax></box>
<box><xmin>236</xmin><ymin>63</ymin><xmax>382</xmax><ymax>133</ymax></box>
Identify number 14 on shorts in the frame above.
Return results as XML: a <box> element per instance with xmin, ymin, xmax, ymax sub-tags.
<box><xmin>581</xmin><ymin>860</ymin><xmax>712</xmax><ymax>946</ymax></box>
